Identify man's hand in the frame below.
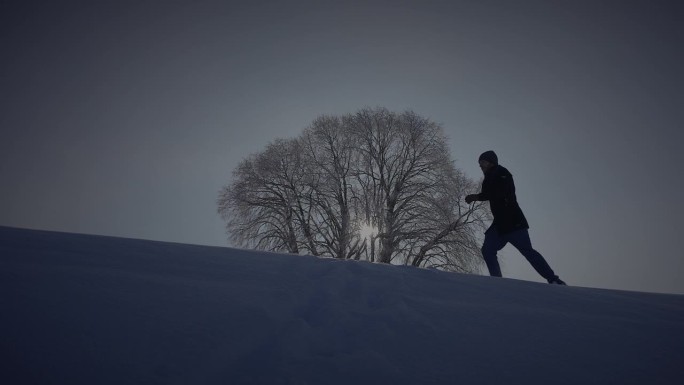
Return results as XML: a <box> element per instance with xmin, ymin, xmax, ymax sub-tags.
<box><xmin>465</xmin><ymin>194</ymin><xmax>479</xmax><ymax>204</ymax></box>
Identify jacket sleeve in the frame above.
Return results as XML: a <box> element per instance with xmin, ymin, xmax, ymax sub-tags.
<box><xmin>477</xmin><ymin>171</ymin><xmax>511</xmax><ymax>202</ymax></box>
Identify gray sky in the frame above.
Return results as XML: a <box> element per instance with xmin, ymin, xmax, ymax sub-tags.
<box><xmin>2</xmin><ymin>0</ymin><xmax>683</xmax><ymax>294</ymax></box>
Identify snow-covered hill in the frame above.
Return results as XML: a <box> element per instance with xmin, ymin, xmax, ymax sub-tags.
<box><xmin>2</xmin><ymin>226</ymin><xmax>682</xmax><ymax>384</ymax></box>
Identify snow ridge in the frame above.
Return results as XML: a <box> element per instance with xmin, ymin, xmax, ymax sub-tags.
<box><xmin>1</xmin><ymin>226</ymin><xmax>683</xmax><ymax>384</ymax></box>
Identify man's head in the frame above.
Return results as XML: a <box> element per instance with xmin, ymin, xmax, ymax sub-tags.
<box><xmin>478</xmin><ymin>150</ymin><xmax>498</xmax><ymax>173</ymax></box>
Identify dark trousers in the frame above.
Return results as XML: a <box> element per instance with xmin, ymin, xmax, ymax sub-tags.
<box><xmin>481</xmin><ymin>227</ymin><xmax>557</xmax><ymax>281</ymax></box>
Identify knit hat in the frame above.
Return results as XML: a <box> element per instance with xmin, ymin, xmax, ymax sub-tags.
<box><xmin>478</xmin><ymin>150</ymin><xmax>498</xmax><ymax>165</ymax></box>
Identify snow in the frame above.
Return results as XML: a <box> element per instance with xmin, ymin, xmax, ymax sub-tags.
<box><xmin>1</xmin><ymin>226</ymin><xmax>683</xmax><ymax>385</ymax></box>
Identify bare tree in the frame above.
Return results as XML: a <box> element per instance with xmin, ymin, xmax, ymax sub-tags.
<box><xmin>218</xmin><ymin>107</ymin><xmax>488</xmax><ymax>273</ymax></box>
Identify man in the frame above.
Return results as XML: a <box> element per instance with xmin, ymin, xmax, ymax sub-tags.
<box><xmin>465</xmin><ymin>151</ymin><xmax>566</xmax><ymax>285</ymax></box>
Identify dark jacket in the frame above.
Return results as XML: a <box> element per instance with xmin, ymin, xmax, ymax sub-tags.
<box><xmin>478</xmin><ymin>165</ymin><xmax>529</xmax><ymax>234</ymax></box>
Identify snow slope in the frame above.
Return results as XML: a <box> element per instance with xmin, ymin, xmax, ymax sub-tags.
<box><xmin>2</xmin><ymin>226</ymin><xmax>683</xmax><ymax>385</ymax></box>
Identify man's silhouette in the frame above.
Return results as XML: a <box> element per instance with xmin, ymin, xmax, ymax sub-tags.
<box><xmin>466</xmin><ymin>151</ymin><xmax>565</xmax><ymax>285</ymax></box>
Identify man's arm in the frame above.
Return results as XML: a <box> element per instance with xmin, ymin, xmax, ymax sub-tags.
<box><xmin>465</xmin><ymin>192</ymin><xmax>485</xmax><ymax>204</ymax></box>
<box><xmin>465</xmin><ymin>171</ymin><xmax>499</xmax><ymax>203</ymax></box>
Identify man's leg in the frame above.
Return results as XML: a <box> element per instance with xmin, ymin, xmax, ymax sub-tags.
<box><xmin>506</xmin><ymin>229</ymin><xmax>557</xmax><ymax>282</ymax></box>
<box><xmin>481</xmin><ymin>226</ymin><xmax>507</xmax><ymax>277</ymax></box>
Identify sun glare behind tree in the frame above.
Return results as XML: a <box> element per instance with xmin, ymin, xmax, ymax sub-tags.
<box><xmin>359</xmin><ymin>223</ymin><xmax>377</xmax><ymax>240</ymax></box>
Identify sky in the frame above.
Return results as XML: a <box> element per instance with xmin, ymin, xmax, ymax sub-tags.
<box><xmin>1</xmin><ymin>0</ymin><xmax>683</xmax><ymax>294</ymax></box>
<box><xmin>2</xmin><ymin>226</ymin><xmax>683</xmax><ymax>384</ymax></box>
